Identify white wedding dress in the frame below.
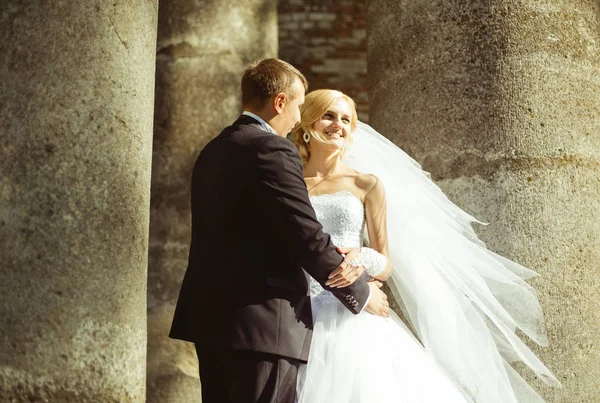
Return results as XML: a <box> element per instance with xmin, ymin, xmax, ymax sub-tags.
<box><xmin>297</xmin><ymin>191</ymin><xmax>473</xmax><ymax>403</ymax></box>
<box><xmin>296</xmin><ymin>122</ymin><xmax>560</xmax><ymax>403</ymax></box>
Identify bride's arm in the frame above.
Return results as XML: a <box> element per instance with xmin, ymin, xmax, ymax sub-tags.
<box><xmin>326</xmin><ymin>176</ymin><xmax>392</xmax><ymax>287</ymax></box>
<box><xmin>363</xmin><ymin>176</ymin><xmax>392</xmax><ymax>281</ymax></box>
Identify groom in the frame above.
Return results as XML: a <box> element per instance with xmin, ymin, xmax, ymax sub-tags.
<box><xmin>170</xmin><ymin>58</ymin><xmax>389</xmax><ymax>403</ymax></box>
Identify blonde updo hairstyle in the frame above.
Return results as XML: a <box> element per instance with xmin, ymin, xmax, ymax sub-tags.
<box><xmin>291</xmin><ymin>89</ymin><xmax>358</xmax><ymax>165</ymax></box>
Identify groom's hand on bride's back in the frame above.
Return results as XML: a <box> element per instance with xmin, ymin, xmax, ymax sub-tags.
<box><xmin>365</xmin><ymin>281</ymin><xmax>390</xmax><ymax>318</ymax></box>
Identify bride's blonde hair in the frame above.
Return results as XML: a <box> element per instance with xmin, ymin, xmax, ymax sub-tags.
<box><xmin>291</xmin><ymin>89</ymin><xmax>358</xmax><ymax>165</ymax></box>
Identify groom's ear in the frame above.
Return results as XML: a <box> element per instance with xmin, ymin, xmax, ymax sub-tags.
<box><xmin>273</xmin><ymin>92</ymin><xmax>287</xmax><ymax>114</ymax></box>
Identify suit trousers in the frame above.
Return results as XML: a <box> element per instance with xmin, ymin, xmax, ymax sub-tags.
<box><xmin>195</xmin><ymin>345</ymin><xmax>302</xmax><ymax>403</ymax></box>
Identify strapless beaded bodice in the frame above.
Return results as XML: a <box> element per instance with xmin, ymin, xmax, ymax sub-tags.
<box><xmin>307</xmin><ymin>191</ymin><xmax>366</xmax><ymax>302</ymax></box>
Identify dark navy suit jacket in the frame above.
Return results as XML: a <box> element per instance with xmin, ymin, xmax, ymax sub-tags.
<box><xmin>169</xmin><ymin>115</ymin><xmax>369</xmax><ymax>361</ymax></box>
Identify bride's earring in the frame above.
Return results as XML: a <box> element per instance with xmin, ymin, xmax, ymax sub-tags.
<box><xmin>303</xmin><ymin>132</ymin><xmax>311</xmax><ymax>143</ymax></box>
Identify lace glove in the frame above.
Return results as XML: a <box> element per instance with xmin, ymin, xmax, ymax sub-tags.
<box><xmin>351</xmin><ymin>247</ymin><xmax>387</xmax><ymax>277</ymax></box>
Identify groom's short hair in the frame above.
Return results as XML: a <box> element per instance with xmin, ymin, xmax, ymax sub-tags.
<box><xmin>241</xmin><ymin>59</ymin><xmax>308</xmax><ymax>109</ymax></box>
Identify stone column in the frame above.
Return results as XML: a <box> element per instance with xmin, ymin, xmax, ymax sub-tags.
<box><xmin>147</xmin><ymin>1</ymin><xmax>277</xmax><ymax>401</ymax></box>
<box><xmin>0</xmin><ymin>1</ymin><xmax>158</xmax><ymax>402</ymax></box>
<box><xmin>368</xmin><ymin>1</ymin><xmax>599</xmax><ymax>402</ymax></box>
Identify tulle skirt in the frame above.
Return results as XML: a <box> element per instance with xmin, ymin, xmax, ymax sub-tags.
<box><xmin>297</xmin><ymin>294</ymin><xmax>473</xmax><ymax>403</ymax></box>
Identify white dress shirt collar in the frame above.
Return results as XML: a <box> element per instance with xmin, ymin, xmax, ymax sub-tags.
<box><xmin>242</xmin><ymin>111</ymin><xmax>277</xmax><ymax>135</ymax></box>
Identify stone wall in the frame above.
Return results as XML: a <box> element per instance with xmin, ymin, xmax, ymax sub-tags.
<box><xmin>278</xmin><ymin>0</ymin><xmax>369</xmax><ymax>120</ymax></box>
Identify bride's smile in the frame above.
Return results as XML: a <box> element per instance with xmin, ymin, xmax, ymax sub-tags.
<box><xmin>311</xmin><ymin>98</ymin><xmax>353</xmax><ymax>149</ymax></box>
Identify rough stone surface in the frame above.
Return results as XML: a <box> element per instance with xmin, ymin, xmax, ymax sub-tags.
<box><xmin>368</xmin><ymin>1</ymin><xmax>600</xmax><ymax>402</ymax></box>
<box><xmin>147</xmin><ymin>1</ymin><xmax>278</xmax><ymax>401</ymax></box>
<box><xmin>278</xmin><ymin>0</ymin><xmax>369</xmax><ymax>120</ymax></box>
<box><xmin>0</xmin><ymin>1</ymin><xmax>158</xmax><ymax>402</ymax></box>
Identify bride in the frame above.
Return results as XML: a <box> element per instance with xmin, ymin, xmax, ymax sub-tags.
<box><xmin>291</xmin><ymin>89</ymin><xmax>561</xmax><ymax>402</ymax></box>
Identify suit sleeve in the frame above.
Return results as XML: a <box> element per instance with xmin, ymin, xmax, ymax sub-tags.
<box><xmin>253</xmin><ymin>135</ymin><xmax>369</xmax><ymax>314</ymax></box>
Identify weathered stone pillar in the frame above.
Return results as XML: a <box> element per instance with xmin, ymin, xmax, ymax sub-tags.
<box><xmin>148</xmin><ymin>1</ymin><xmax>277</xmax><ymax>401</ymax></box>
<box><xmin>0</xmin><ymin>1</ymin><xmax>158</xmax><ymax>402</ymax></box>
<box><xmin>368</xmin><ymin>1</ymin><xmax>599</xmax><ymax>402</ymax></box>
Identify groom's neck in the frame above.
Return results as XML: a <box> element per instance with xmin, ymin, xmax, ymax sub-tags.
<box><xmin>243</xmin><ymin>105</ymin><xmax>279</xmax><ymax>132</ymax></box>
<box><xmin>243</xmin><ymin>106</ymin><xmax>276</xmax><ymax>124</ymax></box>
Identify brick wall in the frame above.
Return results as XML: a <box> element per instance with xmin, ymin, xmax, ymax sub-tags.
<box><xmin>278</xmin><ymin>0</ymin><xmax>369</xmax><ymax>121</ymax></box>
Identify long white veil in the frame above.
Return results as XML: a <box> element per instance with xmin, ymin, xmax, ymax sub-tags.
<box><xmin>343</xmin><ymin>122</ymin><xmax>561</xmax><ymax>403</ymax></box>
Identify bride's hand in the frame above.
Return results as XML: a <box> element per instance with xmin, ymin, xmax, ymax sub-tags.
<box><xmin>365</xmin><ymin>281</ymin><xmax>390</xmax><ymax>317</ymax></box>
<box><xmin>325</xmin><ymin>247</ymin><xmax>365</xmax><ymax>288</ymax></box>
